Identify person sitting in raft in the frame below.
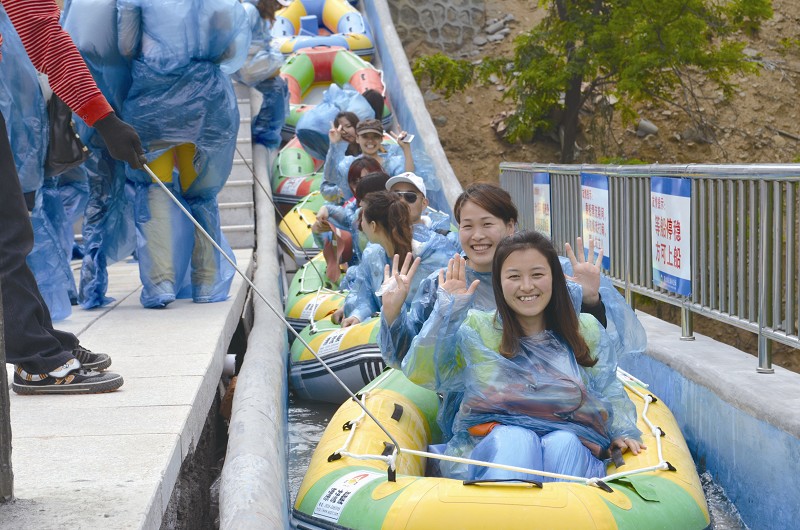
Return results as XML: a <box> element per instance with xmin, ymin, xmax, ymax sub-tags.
<box><xmin>313</xmin><ymin>167</ymin><xmax>388</xmax><ymax>281</ymax></box>
<box><xmin>386</xmin><ymin>172</ymin><xmax>453</xmax><ymax>237</ymax></box>
<box><xmin>322</xmin><ymin>118</ymin><xmax>413</xmax><ymax>204</ymax></box>
<box><xmin>315</xmin><ymin>157</ymin><xmax>382</xmax><ymax>237</ymax></box>
<box><xmin>399</xmin><ymin>231</ymin><xmax>646</xmax><ymax>482</ymax></box>
<box><xmin>335</xmin><ymin>190</ymin><xmax>457</xmax><ymax>327</ymax></box>
<box><xmin>379</xmin><ymin>183</ymin><xmax>646</xmax><ymax>441</ymax></box>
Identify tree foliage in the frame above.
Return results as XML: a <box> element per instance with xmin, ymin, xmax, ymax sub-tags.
<box><xmin>413</xmin><ymin>0</ymin><xmax>774</xmax><ymax>162</ymax></box>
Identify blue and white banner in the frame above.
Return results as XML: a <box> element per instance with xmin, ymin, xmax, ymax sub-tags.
<box><xmin>580</xmin><ymin>173</ymin><xmax>610</xmax><ymax>269</ymax></box>
<box><xmin>651</xmin><ymin>177</ymin><xmax>692</xmax><ymax>296</ymax></box>
<box><xmin>532</xmin><ymin>172</ymin><xmax>552</xmax><ymax>238</ymax></box>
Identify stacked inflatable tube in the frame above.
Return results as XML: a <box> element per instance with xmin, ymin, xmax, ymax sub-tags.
<box><xmin>280</xmin><ymin>45</ymin><xmax>391</xmax><ymax>136</ymax></box>
<box><xmin>284</xmin><ymin>252</ymin><xmax>346</xmax><ymax>331</ymax></box>
<box><xmin>293</xmin><ymin>369</ymin><xmax>711</xmax><ymax>529</ymax></box>
<box><xmin>273</xmin><ymin>0</ymin><xmax>375</xmax><ymax>57</ymax></box>
<box><xmin>289</xmin><ymin>317</ymin><xmax>383</xmax><ymax>403</ymax></box>
<box><xmin>272</xmin><ymin>136</ymin><xmax>324</xmax><ymax>205</ymax></box>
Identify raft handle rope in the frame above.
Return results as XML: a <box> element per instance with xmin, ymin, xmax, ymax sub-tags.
<box><xmin>329</xmin><ymin>370</ymin><xmax>676</xmax><ymax>490</ymax></box>
<box><xmin>236</xmin><ymin>146</ymin><xmax>327</xmax><ymax>283</ymax></box>
<box><xmin>143</xmin><ymin>162</ymin><xmax>402</xmax><ymax>453</ymax></box>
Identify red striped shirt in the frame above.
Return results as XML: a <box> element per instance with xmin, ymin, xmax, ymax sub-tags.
<box><xmin>2</xmin><ymin>0</ymin><xmax>113</xmax><ymax>126</ymax></box>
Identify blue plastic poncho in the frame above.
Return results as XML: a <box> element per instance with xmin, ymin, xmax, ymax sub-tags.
<box><xmin>0</xmin><ymin>5</ymin><xmax>47</xmax><ymax>194</ymax></box>
<box><xmin>321</xmin><ymin>142</ymin><xmax>409</xmax><ymax>203</ymax></box>
<box><xmin>57</xmin><ymin>169</ymin><xmax>91</xmax><ymax>259</ymax></box>
<box><xmin>62</xmin><ymin>0</ymin><xmax>138</xmax><ymax>309</ymax></box>
<box><xmin>296</xmin><ymin>83</ymin><xmax>376</xmax><ymax>160</ymax></box>
<box><xmin>381</xmin><ymin>257</ymin><xmax>583</xmax><ymax>441</ymax></box>
<box><xmin>117</xmin><ymin>0</ymin><xmax>245</xmax><ymax>306</ymax></box>
<box><xmin>233</xmin><ymin>3</ymin><xmax>288</xmax><ymax>149</ymax></box>
<box><xmin>233</xmin><ymin>3</ymin><xmax>284</xmax><ymax>86</ymax></box>
<box><xmin>28</xmin><ymin>191</ymin><xmax>74</xmax><ymax>321</ymax></box>
<box><xmin>343</xmin><ymin>224</ymin><xmax>458</xmax><ymax>323</ymax></box>
<box><xmin>560</xmin><ymin>257</ymin><xmax>647</xmax><ymax>360</ymax></box>
<box><xmin>401</xmin><ymin>291</ymin><xmax>642</xmax><ymax>480</ymax></box>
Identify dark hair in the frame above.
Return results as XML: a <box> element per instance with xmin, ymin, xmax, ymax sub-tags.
<box><xmin>354</xmin><ymin>171</ymin><xmax>390</xmax><ymax>203</ymax></box>
<box><xmin>454</xmin><ymin>182</ymin><xmax>518</xmax><ymax>225</ymax></box>
<box><xmin>361</xmin><ymin>89</ymin><xmax>385</xmax><ymax>120</ymax></box>
<box><xmin>362</xmin><ymin>191</ymin><xmax>413</xmax><ymax>262</ymax></box>
<box><xmin>492</xmin><ymin>231</ymin><xmax>594</xmax><ymax>366</ymax></box>
<box><xmin>347</xmin><ymin>158</ymin><xmax>383</xmax><ymax>194</ymax></box>
<box><xmin>335</xmin><ymin>111</ymin><xmax>361</xmax><ymax>155</ymax></box>
<box><xmin>256</xmin><ymin>0</ymin><xmax>280</xmax><ymax>21</ymax></box>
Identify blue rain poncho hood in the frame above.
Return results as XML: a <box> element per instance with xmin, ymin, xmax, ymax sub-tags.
<box><xmin>400</xmin><ymin>290</ymin><xmax>642</xmax><ymax>480</ymax></box>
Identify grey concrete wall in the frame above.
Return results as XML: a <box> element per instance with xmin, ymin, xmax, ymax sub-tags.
<box><xmin>388</xmin><ymin>0</ymin><xmax>486</xmax><ymax>51</ymax></box>
<box><xmin>625</xmin><ymin>312</ymin><xmax>800</xmax><ymax>530</ymax></box>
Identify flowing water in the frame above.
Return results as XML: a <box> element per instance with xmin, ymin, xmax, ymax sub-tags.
<box><xmin>288</xmin><ymin>396</ymin><xmax>748</xmax><ymax>529</ymax></box>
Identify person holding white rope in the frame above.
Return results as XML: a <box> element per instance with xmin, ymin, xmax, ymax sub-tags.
<box><xmin>1</xmin><ymin>0</ymin><xmax>145</xmax><ymax>394</ymax></box>
<box><xmin>396</xmin><ymin>231</ymin><xmax>645</xmax><ymax>482</ymax></box>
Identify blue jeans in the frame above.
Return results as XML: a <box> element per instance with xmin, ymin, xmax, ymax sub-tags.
<box><xmin>467</xmin><ymin>426</ymin><xmax>606</xmax><ymax>482</ymax></box>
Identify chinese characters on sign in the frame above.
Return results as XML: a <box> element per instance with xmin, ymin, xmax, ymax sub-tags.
<box><xmin>312</xmin><ymin>471</ymin><xmax>383</xmax><ymax>522</ymax></box>
<box><xmin>532</xmin><ymin>172</ymin><xmax>552</xmax><ymax>238</ymax></box>
<box><xmin>651</xmin><ymin>177</ymin><xmax>692</xmax><ymax>296</ymax></box>
<box><xmin>580</xmin><ymin>173</ymin><xmax>611</xmax><ymax>269</ymax></box>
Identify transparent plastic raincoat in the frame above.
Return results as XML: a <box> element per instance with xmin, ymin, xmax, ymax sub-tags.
<box><xmin>0</xmin><ymin>5</ymin><xmax>46</xmax><ymax>195</ymax></box>
<box><xmin>297</xmin><ymin>83</ymin><xmax>375</xmax><ymax>162</ymax></box>
<box><xmin>63</xmin><ymin>0</ymin><xmax>137</xmax><ymax>309</ymax></box>
<box><xmin>401</xmin><ymin>290</ymin><xmax>642</xmax><ymax>480</ymax></box>
<box><xmin>342</xmin><ymin>224</ymin><xmax>458</xmax><ymax>323</ymax></box>
<box><xmin>380</xmin><ymin>255</ymin><xmax>643</xmax><ymax>441</ymax></box>
<box><xmin>321</xmin><ymin>142</ymin><xmax>408</xmax><ymax>204</ymax></box>
<box><xmin>0</xmin><ymin>6</ymin><xmax>74</xmax><ymax>320</ymax></box>
<box><xmin>233</xmin><ymin>1</ymin><xmax>288</xmax><ymax>149</ymax></box>
<box><xmin>117</xmin><ymin>0</ymin><xmax>248</xmax><ymax>307</ymax></box>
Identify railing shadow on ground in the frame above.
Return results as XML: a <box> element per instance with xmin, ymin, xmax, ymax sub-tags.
<box><xmin>500</xmin><ymin>162</ymin><xmax>800</xmax><ymax>373</ymax></box>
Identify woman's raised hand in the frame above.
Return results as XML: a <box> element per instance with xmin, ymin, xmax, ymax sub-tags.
<box><xmin>328</xmin><ymin>121</ymin><xmax>343</xmax><ymax>144</ymax></box>
<box><xmin>389</xmin><ymin>130</ymin><xmax>412</xmax><ymax>150</ymax></box>
<box><xmin>565</xmin><ymin>237</ymin><xmax>602</xmax><ymax>305</ymax></box>
<box><xmin>439</xmin><ymin>254</ymin><xmax>480</xmax><ymax>296</ymax></box>
<box><xmin>380</xmin><ymin>252</ymin><xmax>421</xmax><ymax>326</ymax></box>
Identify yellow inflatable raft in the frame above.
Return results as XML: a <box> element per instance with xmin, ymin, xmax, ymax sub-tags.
<box><xmin>293</xmin><ymin>369</ymin><xmax>710</xmax><ymax>529</ymax></box>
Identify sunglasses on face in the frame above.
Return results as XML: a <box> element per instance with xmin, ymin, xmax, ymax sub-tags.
<box><xmin>397</xmin><ymin>191</ymin><xmax>420</xmax><ymax>204</ymax></box>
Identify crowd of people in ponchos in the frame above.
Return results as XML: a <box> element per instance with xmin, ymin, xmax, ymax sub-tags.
<box><xmin>5</xmin><ymin>0</ymin><xmax>651</xmax><ymax>483</ymax></box>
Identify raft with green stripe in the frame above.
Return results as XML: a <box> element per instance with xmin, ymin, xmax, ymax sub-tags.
<box><xmin>280</xmin><ymin>45</ymin><xmax>391</xmax><ymax>136</ymax></box>
<box><xmin>293</xmin><ymin>369</ymin><xmax>710</xmax><ymax>529</ymax></box>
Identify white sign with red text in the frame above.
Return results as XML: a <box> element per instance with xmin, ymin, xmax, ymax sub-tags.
<box><xmin>580</xmin><ymin>173</ymin><xmax>611</xmax><ymax>269</ymax></box>
<box><xmin>651</xmin><ymin>177</ymin><xmax>692</xmax><ymax>295</ymax></box>
<box><xmin>532</xmin><ymin>172</ymin><xmax>552</xmax><ymax>238</ymax></box>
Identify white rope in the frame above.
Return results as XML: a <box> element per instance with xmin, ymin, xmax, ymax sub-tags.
<box><xmin>142</xmin><ymin>163</ymin><xmax>402</xmax><ymax>451</ymax></box>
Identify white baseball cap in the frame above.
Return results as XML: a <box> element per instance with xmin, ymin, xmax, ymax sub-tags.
<box><xmin>386</xmin><ymin>172</ymin><xmax>427</xmax><ymax>198</ymax></box>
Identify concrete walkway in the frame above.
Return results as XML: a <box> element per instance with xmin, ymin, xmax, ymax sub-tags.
<box><xmin>2</xmin><ymin>249</ymin><xmax>252</xmax><ymax>529</ymax></box>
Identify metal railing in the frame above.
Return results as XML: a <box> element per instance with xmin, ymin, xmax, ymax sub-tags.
<box><xmin>500</xmin><ymin>162</ymin><xmax>800</xmax><ymax>372</ymax></box>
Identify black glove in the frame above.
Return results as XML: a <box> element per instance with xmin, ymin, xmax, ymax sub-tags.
<box><xmin>94</xmin><ymin>112</ymin><xmax>147</xmax><ymax>169</ymax></box>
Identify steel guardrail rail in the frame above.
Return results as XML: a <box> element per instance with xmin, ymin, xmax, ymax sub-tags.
<box><xmin>500</xmin><ymin>162</ymin><xmax>800</xmax><ymax>372</ymax></box>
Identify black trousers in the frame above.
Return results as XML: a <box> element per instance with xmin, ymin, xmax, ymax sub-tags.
<box><xmin>0</xmin><ymin>112</ymin><xmax>76</xmax><ymax>373</ymax></box>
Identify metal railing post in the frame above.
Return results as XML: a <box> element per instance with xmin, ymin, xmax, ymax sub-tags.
<box><xmin>757</xmin><ymin>179</ymin><xmax>775</xmax><ymax>373</ymax></box>
<box><xmin>623</xmin><ymin>176</ymin><xmax>633</xmax><ymax>308</ymax></box>
<box><xmin>0</xmin><ymin>279</ymin><xmax>14</xmax><ymax>502</ymax></box>
<box><xmin>680</xmin><ymin>304</ymin><xmax>695</xmax><ymax>341</ymax></box>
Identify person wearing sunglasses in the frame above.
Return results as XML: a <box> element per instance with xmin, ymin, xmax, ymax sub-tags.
<box><xmin>386</xmin><ymin>172</ymin><xmax>454</xmax><ymax>237</ymax></box>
